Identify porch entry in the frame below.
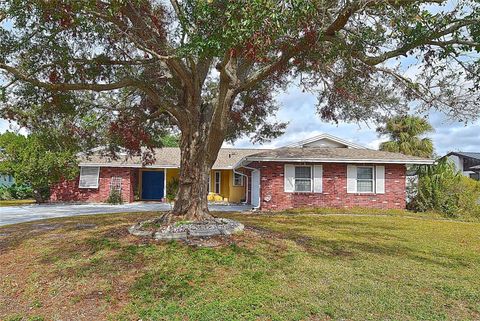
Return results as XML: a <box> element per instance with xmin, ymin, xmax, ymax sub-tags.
<box><xmin>141</xmin><ymin>170</ymin><xmax>165</xmax><ymax>200</ymax></box>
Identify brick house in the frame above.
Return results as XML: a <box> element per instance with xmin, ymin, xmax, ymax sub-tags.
<box><xmin>51</xmin><ymin>134</ymin><xmax>433</xmax><ymax>210</ymax></box>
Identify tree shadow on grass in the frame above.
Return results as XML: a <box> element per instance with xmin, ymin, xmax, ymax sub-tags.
<box><xmin>0</xmin><ymin>212</ymin><xmax>160</xmax><ymax>254</ymax></box>
<box><xmin>247</xmin><ymin>222</ymin><xmax>472</xmax><ymax>269</ymax></box>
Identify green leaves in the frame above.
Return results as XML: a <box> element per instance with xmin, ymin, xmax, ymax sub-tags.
<box><xmin>0</xmin><ymin>132</ymin><xmax>78</xmax><ymax>202</ymax></box>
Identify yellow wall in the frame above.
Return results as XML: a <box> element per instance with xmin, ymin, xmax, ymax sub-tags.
<box><xmin>165</xmin><ymin>168</ymin><xmax>246</xmax><ymax>203</ymax></box>
<box><xmin>228</xmin><ymin>171</ymin><xmax>247</xmax><ymax>203</ymax></box>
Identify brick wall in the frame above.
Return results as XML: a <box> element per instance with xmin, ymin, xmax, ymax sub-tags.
<box><xmin>50</xmin><ymin>167</ymin><xmax>135</xmax><ymax>203</ymax></box>
<box><xmin>250</xmin><ymin>162</ymin><xmax>406</xmax><ymax>211</ymax></box>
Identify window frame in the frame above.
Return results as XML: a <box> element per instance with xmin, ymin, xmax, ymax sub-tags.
<box><xmin>233</xmin><ymin>172</ymin><xmax>244</xmax><ymax>187</ymax></box>
<box><xmin>78</xmin><ymin>166</ymin><xmax>100</xmax><ymax>189</ymax></box>
<box><xmin>294</xmin><ymin>165</ymin><xmax>313</xmax><ymax>193</ymax></box>
<box><xmin>214</xmin><ymin>171</ymin><xmax>221</xmax><ymax>194</ymax></box>
<box><xmin>356</xmin><ymin>166</ymin><xmax>375</xmax><ymax>193</ymax></box>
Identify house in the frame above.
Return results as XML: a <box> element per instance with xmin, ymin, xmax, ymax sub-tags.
<box><xmin>445</xmin><ymin>152</ymin><xmax>480</xmax><ymax>181</ymax></box>
<box><xmin>50</xmin><ymin>134</ymin><xmax>434</xmax><ymax>210</ymax></box>
<box><xmin>0</xmin><ymin>173</ymin><xmax>14</xmax><ymax>188</ymax></box>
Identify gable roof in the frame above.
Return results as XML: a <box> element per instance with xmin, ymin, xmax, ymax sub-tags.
<box><xmin>445</xmin><ymin>151</ymin><xmax>480</xmax><ymax>161</ymax></box>
<box><xmin>79</xmin><ymin>147</ymin><xmax>270</xmax><ymax>169</ymax></box>
<box><xmin>284</xmin><ymin>133</ymin><xmax>367</xmax><ymax>149</ymax></box>
<box><xmin>241</xmin><ymin>147</ymin><xmax>434</xmax><ymax>165</ymax></box>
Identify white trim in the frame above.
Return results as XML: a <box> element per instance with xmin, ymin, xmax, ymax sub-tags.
<box><xmin>244</xmin><ymin>157</ymin><xmax>434</xmax><ymax>165</ymax></box>
<box><xmin>79</xmin><ymin>166</ymin><xmax>100</xmax><ymax>189</ymax></box>
<box><xmin>293</xmin><ymin>165</ymin><xmax>313</xmax><ymax>193</ymax></box>
<box><xmin>251</xmin><ymin>169</ymin><xmax>261</xmax><ymax>208</ymax></box>
<box><xmin>78</xmin><ymin>163</ymin><xmax>237</xmax><ymax>170</ymax></box>
<box><xmin>233</xmin><ymin>172</ymin><xmax>244</xmax><ymax>186</ymax></box>
<box><xmin>356</xmin><ymin>166</ymin><xmax>375</xmax><ymax>193</ymax></box>
<box><xmin>163</xmin><ymin>168</ymin><xmax>167</xmax><ymax>199</ymax></box>
<box><xmin>284</xmin><ymin>133</ymin><xmax>367</xmax><ymax>149</ymax></box>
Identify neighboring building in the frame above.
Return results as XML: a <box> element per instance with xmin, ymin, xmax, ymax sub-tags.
<box><xmin>445</xmin><ymin>152</ymin><xmax>480</xmax><ymax>181</ymax></box>
<box><xmin>50</xmin><ymin>134</ymin><xmax>433</xmax><ymax>210</ymax></box>
<box><xmin>0</xmin><ymin>173</ymin><xmax>14</xmax><ymax>188</ymax></box>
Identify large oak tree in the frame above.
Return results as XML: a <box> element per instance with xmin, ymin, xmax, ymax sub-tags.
<box><xmin>0</xmin><ymin>0</ymin><xmax>479</xmax><ymax>220</ymax></box>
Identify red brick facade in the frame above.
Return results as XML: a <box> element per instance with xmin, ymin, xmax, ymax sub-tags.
<box><xmin>50</xmin><ymin>167</ymin><xmax>135</xmax><ymax>203</ymax></box>
<box><xmin>251</xmin><ymin>162</ymin><xmax>406</xmax><ymax>211</ymax></box>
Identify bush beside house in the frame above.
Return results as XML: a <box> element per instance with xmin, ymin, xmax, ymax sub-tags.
<box><xmin>409</xmin><ymin>160</ymin><xmax>480</xmax><ymax>220</ymax></box>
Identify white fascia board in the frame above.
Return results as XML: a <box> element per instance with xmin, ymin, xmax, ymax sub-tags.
<box><xmin>284</xmin><ymin>133</ymin><xmax>367</xmax><ymax>149</ymax></box>
<box><xmin>78</xmin><ymin>163</ymin><xmax>235</xmax><ymax>170</ymax></box>
<box><xmin>244</xmin><ymin>157</ymin><xmax>435</xmax><ymax>165</ymax></box>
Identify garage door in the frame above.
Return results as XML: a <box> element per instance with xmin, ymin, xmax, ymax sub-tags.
<box><xmin>141</xmin><ymin>171</ymin><xmax>165</xmax><ymax>200</ymax></box>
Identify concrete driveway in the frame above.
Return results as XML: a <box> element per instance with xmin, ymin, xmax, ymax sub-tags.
<box><xmin>0</xmin><ymin>202</ymin><xmax>253</xmax><ymax>226</ymax></box>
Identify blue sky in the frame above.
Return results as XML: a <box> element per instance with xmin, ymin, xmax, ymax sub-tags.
<box><xmin>226</xmin><ymin>84</ymin><xmax>480</xmax><ymax>156</ymax></box>
<box><xmin>2</xmin><ymin>82</ymin><xmax>476</xmax><ymax>156</ymax></box>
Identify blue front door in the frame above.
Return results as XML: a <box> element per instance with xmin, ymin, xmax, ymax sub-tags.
<box><xmin>142</xmin><ymin>171</ymin><xmax>165</xmax><ymax>200</ymax></box>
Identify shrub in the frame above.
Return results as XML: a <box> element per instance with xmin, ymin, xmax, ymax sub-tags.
<box><xmin>166</xmin><ymin>178</ymin><xmax>179</xmax><ymax>202</ymax></box>
<box><xmin>106</xmin><ymin>189</ymin><xmax>123</xmax><ymax>204</ymax></box>
<box><xmin>409</xmin><ymin>159</ymin><xmax>480</xmax><ymax>219</ymax></box>
<box><xmin>0</xmin><ymin>184</ymin><xmax>34</xmax><ymax>200</ymax></box>
<box><xmin>0</xmin><ymin>187</ymin><xmax>13</xmax><ymax>200</ymax></box>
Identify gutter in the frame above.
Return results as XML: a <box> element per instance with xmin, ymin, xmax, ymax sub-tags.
<box><xmin>242</xmin><ymin>157</ymin><xmax>435</xmax><ymax>165</ymax></box>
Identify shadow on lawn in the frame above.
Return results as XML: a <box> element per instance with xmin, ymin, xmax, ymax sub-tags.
<box><xmin>247</xmin><ymin>222</ymin><xmax>470</xmax><ymax>269</ymax></box>
<box><xmin>0</xmin><ymin>212</ymin><xmax>160</xmax><ymax>254</ymax></box>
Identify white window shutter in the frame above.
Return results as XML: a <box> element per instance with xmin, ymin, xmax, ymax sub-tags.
<box><xmin>284</xmin><ymin>164</ymin><xmax>295</xmax><ymax>192</ymax></box>
<box><xmin>376</xmin><ymin>165</ymin><xmax>385</xmax><ymax>194</ymax></box>
<box><xmin>346</xmin><ymin>165</ymin><xmax>357</xmax><ymax>193</ymax></box>
<box><xmin>313</xmin><ymin>165</ymin><xmax>323</xmax><ymax>193</ymax></box>
<box><xmin>79</xmin><ymin>167</ymin><xmax>100</xmax><ymax>188</ymax></box>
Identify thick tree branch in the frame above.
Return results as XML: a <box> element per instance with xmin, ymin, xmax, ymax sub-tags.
<box><xmin>0</xmin><ymin>63</ymin><xmax>138</xmax><ymax>92</ymax></box>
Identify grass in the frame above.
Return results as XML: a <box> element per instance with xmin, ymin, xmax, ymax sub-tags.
<box><xmin>0</xmin><ymin>199</ymin><xmax>36</xmax><ymax>207</ymax></box>
<box><xmin>0</xmin><ymin>210</ymin><xmax>479</xmax><ymax>320</ymax></box>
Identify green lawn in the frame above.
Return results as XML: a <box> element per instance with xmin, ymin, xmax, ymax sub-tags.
<box><xmin>1</xmin><ymin>211</ymin><xmax>479</xmax><ymax>320</ymax></box>
<box><xmin>0</xmin><ymin>199</ymin><xmax>36</xmax><ymax>207</ymax></box>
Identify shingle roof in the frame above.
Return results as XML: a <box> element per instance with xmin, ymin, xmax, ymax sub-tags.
<box><xmin>243</xmin><ymin>147</ymin><xmax>434</xmax><ymax>164</ymax></box>
<box><xmin>446</xmin><ymin>152</ymin><xmax>480</xmax><ymax>161</ymax></box>
<box><xmin>79</xmin><ymin>147</ymin><xmax>270</xmax><ymax>169</ymax></box>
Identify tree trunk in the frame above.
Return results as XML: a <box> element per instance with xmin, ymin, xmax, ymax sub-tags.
<box><xmin>33</xmin><ymin>189</ymin><xmax>45</xmax><ymax>204</ymax></box>
<box><xmin>170</xmin><ymin>126</ymin><xmax>224</xmax><ymax>221</ymax></box>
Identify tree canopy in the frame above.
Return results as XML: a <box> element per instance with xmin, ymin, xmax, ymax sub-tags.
<box><xmin>378</xmin><ymin>115</ymin><xmax>434</xmax><ymax>157</ymax></box>
<box><xmin>0</xmin><ymin>0</ymin><xmax>479</xmax><ymax>218</ymax></box>
<box><xmin>0</xmin><ymin>131</ymin><xmax>78</xmax><ymax>202</ymax></box>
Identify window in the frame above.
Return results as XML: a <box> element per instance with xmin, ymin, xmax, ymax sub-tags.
<box><xmin>79</xmin><ymin>166</ymin><xmax>100</xmax><ymax>188</ymax></box>
<box><xmin>233</xmin><ymin>173</ymin><xmax>244</xmax><ymax>186</ymax></box>
<box><xmin>214</xmin><ymin>171</ymin><xmax>221</xmax><ymax>194</ymax></box>
<box><xmin>357</xmin><ymin>166</ymin><xmax>374</xmax><ymax>193</ymax></box>
<box><xmin>110</xmin><ymin>176</ymin><xmax>122</xmax><ymax>192</ymax></box>
<box><xmin>294</xmin><ymin>166</ymin><xmax>312</xmax><ymax>192</ymax></box>
<box><xmin>470</xmin><ymin>173</ymin><xmax>480</xmax><ymax>181</ymax></box>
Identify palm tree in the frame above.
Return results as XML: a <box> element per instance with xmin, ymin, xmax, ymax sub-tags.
<box><xmin>377</xmin><ymin>115</ymin><xmax>434</xmax><ymax>158</ymax></box>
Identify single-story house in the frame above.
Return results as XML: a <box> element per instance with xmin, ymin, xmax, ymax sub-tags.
<box><xmin>50</xmin><ymin>134</ymin><xmax>434</xmax><ymax>210</ymax></box>
<box><xmin>445</xmin><ymin>152</ymin><xmax>480</xmax><ymax>181</ymax></box>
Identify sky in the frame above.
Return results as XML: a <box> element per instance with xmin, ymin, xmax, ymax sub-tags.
<box><xmin>1</xmin><ymin>82</ymin><xmax>477</xmax><ymax>156</ymax></box>
<box><xmin>223</xmin><ymin>85</ymin><xmax>480</xmax><ymax>156</ymax></box>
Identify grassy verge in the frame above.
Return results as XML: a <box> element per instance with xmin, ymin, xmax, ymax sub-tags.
<box><xmin>0</xmin><ymin>199</ymin><xmax>36</xmax><ymax>207</ymax></box>
<box><xmin>1</xmin><ymin>211</ymin><xmax>479</xmax><ymax>320</ymax></box>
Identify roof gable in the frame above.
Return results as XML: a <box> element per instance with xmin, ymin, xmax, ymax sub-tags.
<box><xmin>446</xmin><ymin>151</ymin><xmax>480</xmax><ymax>161</ymax></box>
<box><xmin>285</xmin><ymin>133</ymin><xmax>366</xmax><ymax>149</ymax></box>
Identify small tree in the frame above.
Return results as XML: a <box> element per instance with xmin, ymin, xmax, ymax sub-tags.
<box><xmin>0</xmin><ymin>132</ymin><xmax>78</xmax><ymax>203</ymax></box>
<box><xmin>377</xmin><ymin>115</ymin><xmax>434</xmax><ymax>158</ymax></box>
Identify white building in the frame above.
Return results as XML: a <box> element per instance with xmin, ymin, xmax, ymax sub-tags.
<box><xmin>446</xmin><ymin>152</ymin><xmax>480</xmax><ymax>180</ymax></box>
